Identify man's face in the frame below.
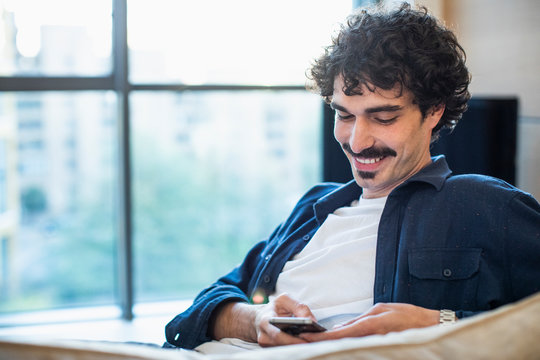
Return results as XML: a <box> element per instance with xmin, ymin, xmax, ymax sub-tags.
<box><xmin>332</xmin><ymin>76</ymin><xmax>443</xmax><ymax>198</ymax></box>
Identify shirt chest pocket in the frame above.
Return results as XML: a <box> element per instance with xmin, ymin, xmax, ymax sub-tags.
<box><xmin>407</xmin><ymin>248</ymin><xmax>482</xmax><ymax>309</ymax></box>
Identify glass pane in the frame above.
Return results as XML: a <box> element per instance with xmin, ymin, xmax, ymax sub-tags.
<box><xmin>0</xmin><ymin>0</ymin><xmax>112</xmax><ymax>76</ymax></box>
<box><xmin>132</xmin><ymin>91</ymin><xmax>322</xmax><ymax>301</ymax></box>
<box><xmin>128</xmin><ymin>0</ymin><xmax>352</xmax><ymax>85</ymax></box>
<box><xmin>0</xmin><ymin>92</ymin><xmax>117</xmax><ymax>313</ymax></box>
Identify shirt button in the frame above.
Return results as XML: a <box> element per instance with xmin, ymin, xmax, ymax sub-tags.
<box><xmin>302</xmin><ymin>235</ymin><xmax>310</xmax><ymax>241</ymax></box>
<box><xmin>264</xmin><ymin>255</ymin><xmax>271</xmax><ymax>261</ymax></box>
<box><xmin>443</xmin><ymin>268</ymin><xmax>452</xmax><ymax>277</ymax></box>
<box><xmin>263</xmin><ymin>275</ymin><xmax>271</xmax><ymax>283</ymax></box>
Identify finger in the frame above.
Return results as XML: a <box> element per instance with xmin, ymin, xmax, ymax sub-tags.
<box><xmin>331</xmin><ymin>306</ymin><xmax>383</xmax><ymax>329</ymax></box>
<box><xmin>292</xmin><ymin>302</ymin><xmax>316</xmax><ymax>319</ymax></box>
<box><xmin>331</xmin><ymin>303</ymin><xmax>391</xmax><ymax>329</ymax></box>
<box><xmin>300</xmin><ymin>316</ymin><xmax>382</xmax><ymax>342</ymax></box>
<box><xmin>333</xmin><ymin>316</ymin><xmax>361</xmax><ymax>329</ymax></box>
<box><xmin>299</xmin><ymin>328</ymin><xmax>344</xmax><ymax>343</ymax></box>
<box><xmin>364</xmin><ymin>303</ymin><xmax>391</xmax><ymax>316</ymax></box>
<box><xmin>273</xmin><ymin>331</ymin><xmax>308</xmax><ymax>346</ymax></box>
<box><xmin>259</xmin><ymin>322</ymin><xmax>308</xmax><ymax>347</ymax></box>
<box><xmin>273</xmin><ymin>293</ymin><xmax>316</xmax><ymax>320</ymax></box>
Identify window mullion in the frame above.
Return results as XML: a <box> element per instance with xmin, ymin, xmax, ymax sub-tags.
<box><xmin>113</xmin><ymin>0</ymin><xmax>133</xmax><ymax>321</ymax></box>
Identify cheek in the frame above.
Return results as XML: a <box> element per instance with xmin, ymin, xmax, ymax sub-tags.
<box><xmin>393</xmin><ymin>128</ymin><xmax>428</xmax><ymax>156</ymax></box>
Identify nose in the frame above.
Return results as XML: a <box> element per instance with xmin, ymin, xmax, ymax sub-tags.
<box><xmin>338</xmin><ymin>117</ymin><xmax>375</xmax><ymax>154</ymax></box>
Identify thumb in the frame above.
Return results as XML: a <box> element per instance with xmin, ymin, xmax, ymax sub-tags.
<box><xmin>274</xmin><ymin>293</ymin><xmax>316</xmax><ymax>320</ymax></box>
<box><xmin>292</xmin><ymin>302</ymin><xmax>316</xmax><ymax>320</ymax></box>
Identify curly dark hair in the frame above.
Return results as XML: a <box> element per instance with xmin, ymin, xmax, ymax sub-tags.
<box><xmin>308</xmin><ymin>3</ymin><xmax>471</xmax><ymax>140</ymax></box>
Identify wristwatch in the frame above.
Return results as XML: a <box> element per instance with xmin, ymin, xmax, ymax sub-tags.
<box><xmin>439</xmin><ymin>309</ymin><xmax>456</xmax><ymax>325</ymax></box>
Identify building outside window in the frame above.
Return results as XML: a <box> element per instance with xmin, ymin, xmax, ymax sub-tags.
<box><xmin>0</xmin><ymin>0</ymin><xmax>352</xmax><ymax>321</ymax></box>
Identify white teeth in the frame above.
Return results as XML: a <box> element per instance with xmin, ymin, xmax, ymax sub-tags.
<box><xmin>356</xmin><ymin>157</ymin><xmax>383</xmax><ymax>164</ymax></box>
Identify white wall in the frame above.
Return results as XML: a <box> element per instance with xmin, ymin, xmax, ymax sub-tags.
<box><xmin>421</xmin><ymin>0</ymin><xmax>540</xmax><ymax>198</ymax></box>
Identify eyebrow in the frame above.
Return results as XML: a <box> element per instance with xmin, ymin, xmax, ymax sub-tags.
<box><xmin>330</xmin><ymin>102</ymin><xmax>404</xmax><ymax>114</ymax></box>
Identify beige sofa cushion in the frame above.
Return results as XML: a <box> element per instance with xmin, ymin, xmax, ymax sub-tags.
<box><xmin>1</xmin><ymin>291</ymin><xmax>539</xmax><ymax>360</ymax></box>
<box><xmin>212</xmin><ymin>291</ymin><xmax>540</xmax><ymax>360</ymax></box>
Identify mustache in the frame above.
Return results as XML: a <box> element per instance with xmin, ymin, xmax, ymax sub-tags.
<box><xmin>342</xmin><ymin>144</ymin><xmax>397</xmax><ymax>158</ymax></box>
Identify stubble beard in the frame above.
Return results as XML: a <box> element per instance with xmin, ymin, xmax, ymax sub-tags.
<box><xmin>356</xmin><ymin>170</ymin><xmax>377</xmax><ymax>179</ymax></box>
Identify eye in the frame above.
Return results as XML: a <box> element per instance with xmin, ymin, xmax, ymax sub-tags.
<box><xmin>374</xmin><ymin>116</ymin><xmax>398</xmax><ymax>125</ymax></box>
<box><xmin>335</xmin><ymin>111</ymin><xmax>354</xmax><ymax>121</ymax></box>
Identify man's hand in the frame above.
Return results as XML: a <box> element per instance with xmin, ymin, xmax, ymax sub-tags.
<box><xmin>299</xmin><ymin>303</ymin><xmax>439</xmax><ymax>343</ymax></box>
<box><xmin>211</xmin><ymin>293</ymin><xmax>317</xmax><ymax>347</ymax></box>
<box><xmin>254</xmin><ymin>293</ymin><xmax>318</xmax><ymax>346</ymax></box>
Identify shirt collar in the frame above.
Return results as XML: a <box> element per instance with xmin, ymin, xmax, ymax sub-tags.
<box><xmin>313</xmin><ymin>181</ymin><xmax>362</xmax><ymax>225</ymax></box>
<box><xmin>313</xmin><ymin>155</ymin><xmax>452</xmax><ymax>225</ymax></box>
<box><xmin>399</xmin><ymin>155</ymin><xmax>452</xmax><ymax>191</ymax></box>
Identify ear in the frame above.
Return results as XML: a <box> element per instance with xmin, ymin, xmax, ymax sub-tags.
<box><xmin>425</xmin><ymin>104</ymin><xmax>445</xmax><ymax>130</ymax></box>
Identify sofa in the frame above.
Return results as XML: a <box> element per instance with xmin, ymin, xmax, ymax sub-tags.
<box><xmin>1</xmin><ymin>291</ymin><xmax>539</xmax><ymax>360</ymax></box>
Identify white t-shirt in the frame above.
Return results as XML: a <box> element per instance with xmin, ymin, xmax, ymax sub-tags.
<box><xmin>269</xmin><ymin>195</ymin><xmax>387</xmax><ymax>328</ymax></box>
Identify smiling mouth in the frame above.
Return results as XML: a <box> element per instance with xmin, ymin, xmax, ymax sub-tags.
<box><xmin>355</xmin><ymin>156</ymin><xmax>384</xmax><ymax>164</ymax></box>
<box><xmin>351</xmin><ymin>155</ymin><xmax>388</xmax><ymax>177</ymax></box>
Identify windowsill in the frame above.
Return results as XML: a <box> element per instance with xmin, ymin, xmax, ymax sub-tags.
<box><xmin>0</xmin><ymin>300</ymin><xmax>191</xmax><ymax>345</ymax></box>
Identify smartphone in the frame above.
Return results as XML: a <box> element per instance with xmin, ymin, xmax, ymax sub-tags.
<box><xmin>269</xmin><ymin>317</ymin><xmax>327</xmax><ymax>335</ymax></box>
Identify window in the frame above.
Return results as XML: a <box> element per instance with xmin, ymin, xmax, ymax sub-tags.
<box><xmin>0</xmin><ymin>92</ymin><xmax>117</xmax><ymax>313</ymax></box>
<box><xmin>0</xmin><ymin>0</ymin><xmax>112</xmax><ymax>76</ymax></box>
<box><xmin>132</xmin><ymin>91</ymin><xmax>322</xmax><ymax>302</ymax></box>
<box><xmin>0</xmin><ymin>0</ymin><xmax>351</xmax><ymax>320</ymax></box>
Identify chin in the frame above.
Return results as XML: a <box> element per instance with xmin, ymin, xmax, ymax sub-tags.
<box><xmin>356</xmin><ymin>170</ymin><xmax>377</xmax><ymax>180</ymax></box>
<box><xmin>353</xmin><ymin>175</ymin><xmax>374</xmax><ymax>188</ymax></box>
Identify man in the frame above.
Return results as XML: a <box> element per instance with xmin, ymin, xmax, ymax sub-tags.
<box><xmin>165</xmin><ymin>3</ymin><xmax>540</xmax><ymax>350</ymax></box>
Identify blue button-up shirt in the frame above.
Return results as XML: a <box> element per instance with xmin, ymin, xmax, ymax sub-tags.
<box><xmin>166</xmin><ymin>156</ymin><xmax>540</xmax><ymax>349</ymax></box>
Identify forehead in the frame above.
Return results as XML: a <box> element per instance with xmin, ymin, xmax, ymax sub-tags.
<box><xmin>332</xmin><ymin>76</ymin><xmax>415</xmax><ymax>107</ymax></box>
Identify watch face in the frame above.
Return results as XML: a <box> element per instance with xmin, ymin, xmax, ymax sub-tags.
<box><xmin>439</xmin><ymin>310</ymin><xmax>456</xmax><ymax>325</ymax></box>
